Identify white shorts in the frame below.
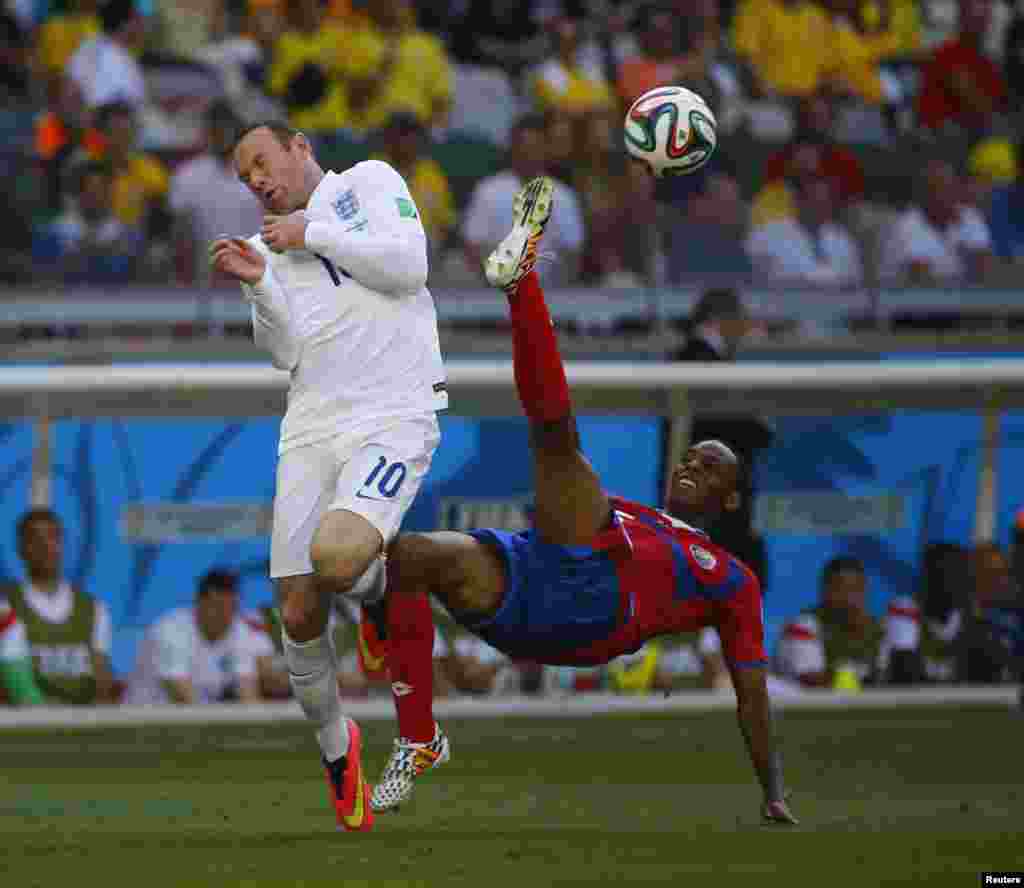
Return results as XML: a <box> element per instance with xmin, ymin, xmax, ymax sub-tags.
<box><xmin>270</xmin><ymin>413</ymin><xmax>441</xmax><ymax>579</ymax></box>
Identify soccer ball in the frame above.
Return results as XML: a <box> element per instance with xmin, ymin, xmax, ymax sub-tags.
<box><xmin>623</xmin><ymin>85</ymin><xmax>717</xmax><ymax>178</ymax></box>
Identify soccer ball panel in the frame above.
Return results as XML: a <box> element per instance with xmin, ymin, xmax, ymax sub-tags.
<box><xmin>623</xmin><ymin>86</ymin><xmax>718</xmax><ymax>178</ymax></box>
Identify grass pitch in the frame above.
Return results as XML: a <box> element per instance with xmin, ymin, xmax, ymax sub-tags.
<box><xmin>3</xmin><ymin>706</ymin><xmax>1022</xmax><ymax>887</ymax></box>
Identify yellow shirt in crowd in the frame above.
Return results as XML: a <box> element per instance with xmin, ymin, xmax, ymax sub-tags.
<box><xmin>112</xmin><ymin>154</ymin><xmax>169</xmax><ymax>227</ymax></box>
<box><xmin>733</xmin><ymin>0</ymin><xmax>833</xmax><ymax>97</ymax></box>
<box><xmin>830</xmin><ymin>0</ymin><xmax>922</xmax><ymax>104</ymax></box>
<box><xmin>37</xmin><ymin>12</ymin><xmax>99</xmax><ymax>74</ymax></box>
<box><xmin>533</xmin><ymin>60</ymin><xmax>614</xmax><ymax>115</ymax></box>
<box><xmin>268</xmin><ymin>25</ymin><xmax>353</xmax><ymax>132</ymax></box>
<box><xmin>405</xmin><ymin>157</ymin><xmax>455</xmax><ymax>247</ymax></box>
<box><xmin>344</xmin><ymin>24</ymin><xmax>453</xmax><ymax>134</ymax></box>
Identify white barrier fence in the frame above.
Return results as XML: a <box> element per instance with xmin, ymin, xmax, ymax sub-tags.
<box><xmin>0</xmin><ymin>687</ymin><xmax>1017</xmax><ymax>731</ymax></box>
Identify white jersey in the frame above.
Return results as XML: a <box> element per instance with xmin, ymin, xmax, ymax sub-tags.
<box><xmin>125</xmin><ymin>607</ymin><xmax>274</xmax><ymax>704</ymax></box>
<box><xmin>241</xmin><ymin>160</ymin><xmax>448</xmax><ymax>453</ymax></box>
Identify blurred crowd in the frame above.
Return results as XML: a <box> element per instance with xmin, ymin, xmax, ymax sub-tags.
<box><xmin>0</xmin><ymin>0</ymin><xmax>1022</xmax><ymax>293</ymax></box>
<box><xmin>1</xmin><ymin>507</ymin><xmax>1020</xmax><ymax>707</ymax></box>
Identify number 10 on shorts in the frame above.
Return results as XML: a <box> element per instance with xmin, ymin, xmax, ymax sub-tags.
<box><xmin>360</xmin><ymin>456</ymin><xmax>407</xmax><ymax>500</ymax></box>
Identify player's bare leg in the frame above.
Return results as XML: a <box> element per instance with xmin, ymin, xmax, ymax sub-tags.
<box><xmin>278</xmin><ymin>508</ymin><xmax>382</xmax><ymax>831</ymax></box>
<box><xmin>486</xmin><ymin>176</ymin><xmax>612</xmax><ymax>547</ymax></box>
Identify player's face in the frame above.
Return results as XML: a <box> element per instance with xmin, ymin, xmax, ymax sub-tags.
<box><xmin>234</xmin><ymin>128</ymin><xmax>309</xmax><ymax>214</ymax></box>
<box><xmin>666</xmin><ymin>440</ymin><xmax>741</xmax><ymax>520</ymax></box>
<box><xmin>19</xmin><ymin>518</ymin><xmax>63</xmax><ymax>578</ymax></box>
<box><xmin>198</xmin><ymin>586</ymin><xmax>237</xmax><ymax>639</ymax></box>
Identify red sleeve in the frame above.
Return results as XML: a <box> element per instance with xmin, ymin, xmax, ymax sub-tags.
<box><xmin>715</xmin><ymin>572</ymin><xmax>767</xmax><ymax>669</ymax></box>
<box><xmin>827</xmin><ymin>148</ymin><xmax>865</xmax><ymax>202</ymax></box>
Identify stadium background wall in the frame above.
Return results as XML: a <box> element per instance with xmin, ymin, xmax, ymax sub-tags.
<box><xmin>1</xmin><ymin>399</ymin><xmax>1023</xmax><ymax>675</ymax></box>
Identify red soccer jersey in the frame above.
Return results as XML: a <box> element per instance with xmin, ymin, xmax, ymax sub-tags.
<box><xmin>546</xmin><ymin>496</ymin><xmax>768</xmax><ymax>669</ymax></box>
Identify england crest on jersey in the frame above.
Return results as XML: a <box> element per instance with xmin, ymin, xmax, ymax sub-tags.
<box><xmin>689</xmin><ymin>543</ymin><xmax>717</xmax><ymax>571</ymax></box>
<box><xmin>333</xmin><ymin>188</ymin><xmax>360</xmax><ymax>221</ymax></box>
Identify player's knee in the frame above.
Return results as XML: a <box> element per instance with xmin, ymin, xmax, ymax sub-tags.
<box><xmin>279</xmin><ymin>595</ymin><xmax>324</xmax><ymax>642</ymax></box>
<box><xmin>310</xmin><ymin>537</ymin><xmax>374</xmax><ymax>591</ymax></box>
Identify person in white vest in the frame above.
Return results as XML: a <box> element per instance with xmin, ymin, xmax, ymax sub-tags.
<box><xmin>209</xmin><ymin>120</ymin><xmax>447</xmax><ymax>832</ymax></box>
<box><xmin>127</xmin><ymin>569</ymin><xmax>272</xmax><ymax>706</ymax></box>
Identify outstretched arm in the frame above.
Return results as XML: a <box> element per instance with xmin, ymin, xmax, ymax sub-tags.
<box><xmin>730</xmin><ymin>664</ymin><xmax>798</xmax><ymax>824</ymax></box>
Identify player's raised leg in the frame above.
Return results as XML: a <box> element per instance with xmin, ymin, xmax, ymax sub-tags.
<box><xmin>485</xmin><ymin>176</ymin><xmax>612</xmax><ymax>547</ymax></box>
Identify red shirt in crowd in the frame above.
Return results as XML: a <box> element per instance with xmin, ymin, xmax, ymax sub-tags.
<box><xmin>916</xmin><ymin>38</ymin><xmax>1008</xmax><ymax>130</ymax></box>
<box><xmin>763</xmin><ymin>143</ymin><xmax>866</xmax><ymax>205</ymax></box>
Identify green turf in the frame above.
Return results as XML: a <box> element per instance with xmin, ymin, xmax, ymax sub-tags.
<box><xmin>3</xmin><ymin>706</ymin><xmax>1022</xmax><ymax>887</ymax></box>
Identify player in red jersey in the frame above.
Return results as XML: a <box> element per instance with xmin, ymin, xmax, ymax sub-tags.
<box><xmin>367</xmin><ymin>177</ymin><xmax>797</xmax><ymax>826</ymax></box>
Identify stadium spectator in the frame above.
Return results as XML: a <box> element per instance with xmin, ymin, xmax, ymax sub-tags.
<box><xmin>775</xmin><ymin>556</ymin><xmax>888</xmax><ymax>689</ymax></box>
<box><xmin>879</xmin><ymin>157</ymin><xmax>996</xmax><ymax>283</ymax></box>
<box><xmin>34</xmin><ymin>75</ymin><xmax>105</xmax><ymax>216</ymax></box>
<box><xmin>756</xmin><ymin>91</ymin><xmax>866</xmax><ymax>226</ymax></box>
<box><xmin>36</xmin><ymin>0</ymin><xmax>100</xmax><ymax>79</ymax></box>
<box><xmin>916</xmin><ymin>0</ymin><xmax>1008</xmax><ymax>135</ymax></box>
<box><xmin>574</xmin><ymin>111</ymin><xmax>658</xmax><ymax>288</ymax></box>
<box><xmin>1005</xmin><ymin>6</ymin><xmax>1024</xmax><ymax>103</ymax></box>
<box><xmin>170</xmin><ymin>100</ymin><xmax>263</xmax><ymax>285</ymax></box>
<box><xmin>986</xmin><ymin>151</ymin><xmax>1024</xmax><ymax>262</ymax></box>
<box><xmin>462</xmin><ymin>114</ymin><xmax>585</xmax><ymax>284</ymax></box>
<box><xmin>32</xmin><ymin>160</ymin><xmax>142</xmax><ymax>284</ymax></box>
<box><xmin>91</xmin><ymin>102</ymin><xmax>171</xmax><ymax>267</ymax></box>
<box><xmin>0</xmin><ymin>599</ymin><xmax>46</xmax><ymax>705</ymax></box>
<box><xmin>608</xmin><ymin>629</ymin><xmax>730</xmax><ymax>693</ymax></box>
<box><xmin>0</xmin><ymin>7</ymin><xmax>29</xmax><ymax>102</ymax></box>
<box><xmin>957</xmin><ymin>543</ymin><xmax>1024</xmax><ymax>684</ymax></box>
<box><xmin>746</xmin><ymin>176</ymin><xmax>864</xmax><ymax>287</ymax></box>
<box><xmin>344</xmin><ymin>0</ymin><xmax>453</xmax><ymax>135</ymax></box>
<box><xmin>532</xmin><ymin>17</ymin><xmax>613</xmax><ymax>116</ymax></box>
<box><xmin>916</xmin><ymin>542</ymin><xmax>971</xmax><ymax>682</ymax></box>
<box><xmin>266</xmin><ymin>0</ymin><xmax>349</xmax><ymax>132</ymax></box>
<box><xmin>448</xmin><ymin>0</ymin><xmax>550</xmax><ymax>78</ymax></box>
<box><xmin>617</xmin><ymin>4</ymin><xmax>698</xmax><ymax>106</ymax></box>
<box><xmin>965</xmin><ymin>136</ymin><xmax>1018</xmax><ymax>212</ymax></box>
<box><xmin>446</xmin><ymin>634</ymin><xmax>521</xmax><ymax>695</ymax></box>
<box><xmin>1</xmin><ymin>509</ymin><xmax>115</xmax><ymax>704</ymax></box>
<box><xmin>242</xmin><ymin>604</ymin><xmax>291</xmax><ymax>700</ymax></box>
<box><xmin>545</xmin><ymin>108</ymin><xmax>577</xmax><ymax>184</ymax></box>
<box><xmin>732</xmin><ymin>0</ymin><xmax>834</xmax><ymax>99</ymax></box>
<box><xmin>67</xmin><ymin>0</ymin><xmax>147</xmax><ymax>109</ymax></box>
<box><xmin>125</xmin><ymin>569</ymin><xmax>273</xmax><ymax>704</ymax></box>
<box><xmin>665</xmin><ymin>171</ymin><xmax>753</xmax><ymax>282</ymax></box>
<box><xmin>151</xmin><ymin>0</ymin><xmax>222</xmax><ymax>61</ymax></box>
<box><xmin>824</xmin><ymin>0</ymin><xmax>922</xmax><ymax>106</ymax></box>
<box><xmin>669</xmin><ymin>288</ymin><xmax>773</xmax><ymax>589</ymax></box>
<box><xmin>374</xmin><ymin>111</ymin><xmax>455</xmax><ymax>254</ymax></box>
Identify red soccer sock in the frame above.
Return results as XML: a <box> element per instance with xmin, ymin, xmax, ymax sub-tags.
<box><xmin>508</xmin><ymin>270</ymin><xmax>572</xmax><ymax>424</ymax></box>
<box><xmin>386</xmin><ymin>586</ymin><xmax>436</xmax><ymax>743</ymax></box>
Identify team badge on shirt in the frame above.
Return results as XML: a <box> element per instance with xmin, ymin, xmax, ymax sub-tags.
<box><xmin>689</xmin><ymin>544</ymin><xmax>717</xmax><ymax>571</ymax></box>
<box><xmin>333</xmin><ymin>189</ymin><xmax>360</xmax><ymax>221</ymax></box>
<box><xmin>396</xmin><ymin>197</ymin><xmax>418</xmax><ymax>219</ymax></box>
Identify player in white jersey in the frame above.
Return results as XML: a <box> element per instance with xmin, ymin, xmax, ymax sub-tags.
<box><xmin>210</xmin><ymin>122</ymin><xmax>447</xmax><ymax>833</ymax></box>
<box><xmin>126</xmin><ymin>569</ymin><xmax>272</xmax><ymax>705</ymax></box>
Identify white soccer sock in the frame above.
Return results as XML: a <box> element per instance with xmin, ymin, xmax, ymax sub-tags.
<box><xmin>282</xmin><ymin>629</ymin><xmax>350</xmax><ymax>762</ymax></box>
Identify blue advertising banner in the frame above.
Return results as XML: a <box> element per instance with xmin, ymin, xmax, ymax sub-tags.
<box><xmin>1</xmin><ymin>405</ymin><xmax>1022</xmax><ymax>673</ymax></box>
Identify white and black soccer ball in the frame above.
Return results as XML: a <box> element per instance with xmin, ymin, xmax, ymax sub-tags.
<box><xmin>623</xmin><ymin>85</ymin><xmax>718</xmax><ymax>178</ymax></box>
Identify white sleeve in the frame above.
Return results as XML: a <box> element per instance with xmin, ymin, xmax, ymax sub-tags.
<box><xmin>153</xmin><ymin>618</ymin><xmax>192</xmax><ymax>681</ymax></box>
<box><xmin>304</xmin><ymin>160</ymin><xmax>428</xmax><ymax>296</ymax></box>
<box><xmin>776</xmin><ymin>616</ymin><xmax>826</xmax><ymax>678</ymax></box>
<box><xmin>241</xmin><ymin>620</ymin><xmax>275</xmax><ymax>658</ymax></box>
<box><xmin>241</xmin><ymin>252</ymin><xmax>300</xmax><ymax>371</ymax></box>
<box><xmin>233</xmin><ymin>634</ymin><xmax>259</xmax><ymax>678</ymax></box>
<box><xmin>92</xmin><ymin>600</ymin><xmax>112</xmax><ymax>657</ymax></box>
<box><xmin>168</xmin><ymin>170</ymin><xmax>192</xmax><ymax>215</ymax></box>
<box><xmin>957</xmin><ymin>208</ymin><xmax>992</xmax><ymax>251</ymax></box>
<box><xmin>0</xmin><ymin>608</ymin><xmax>30</xmax><ymax>661</ymax></box>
